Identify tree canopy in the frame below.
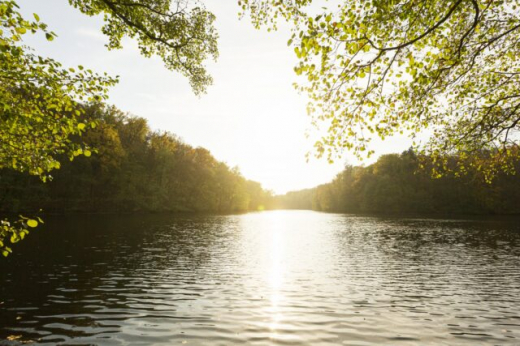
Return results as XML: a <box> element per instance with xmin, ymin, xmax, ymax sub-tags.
<box><xmin>241</xmin><ymin>0</ymin><xmax>520</xmax><ymax>179</ymax></box>
<box><xmin>0</xmin><ymin>0</ymin><xmax>219</xmax><ymax>256</ymax></box>
<box><xmin>0</xmin><ymin>0</ymin><xmax>117</xmax><ymax>256</ymax></box>
<box><xmin>1</xmin><ymin>0</ymin><xmax>218</xmax><ymax>182</ymax></box>
<box><xmin>69</xmin><ymin>0</ymin><xmax>218</xmax><ymax>95</ymax></box>
<box><xmin>0</xmin><ymin>0</ymin><xmax>117</xmax><ymax>179</ymax></box>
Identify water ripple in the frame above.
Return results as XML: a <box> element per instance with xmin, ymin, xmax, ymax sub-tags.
<box><xmin>1</xmin><ymin>211</ymin><xmax>519</xmax><ymax>345</ymax></box>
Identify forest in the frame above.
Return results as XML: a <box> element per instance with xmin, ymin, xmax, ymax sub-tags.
<box><xmin>0</xmin><ymin>103</ymin><xmax>272</xmax><ymax>214</ymax></box>
<box><xmin>5</xmin><ymin>129</ymin><xmax>519</xmax><ymax>216</ymax></box>
<box><xmin>273</xmin><ymin>149</ymin><xmax>520</xmax><ymax>215</ymax></box>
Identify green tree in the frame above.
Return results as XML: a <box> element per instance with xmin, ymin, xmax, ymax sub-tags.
<box><xmin>242</xmin><ymin>0</ymin><xmax>520</xmax><ymax>179</ymax></box>
<box><xmin>1</xmin><ymin>0</ymin><xmax>219</xmax><ymax>256</ymax></box>
<box><xmin>1</xmin><ymin>104</ymin><xmax>273</xmax><ymax>215</ymax></box>
<box><xmin>69</xmin><ymin>0</ymin><xmax>218</xmax><ymax>95</ymax></box>
<box><xmin>275</xmin><ymin>149</ymin><xmax>520</xmax><ymax>215</ymax></box>
<box><xmin>0</xmin><ymin>1</ymin><xmax>117</xmax><ymax>256</ymax></box>
<box><xmin>0</xmin><ymin>1</ymin><xmax>116</xmax><ymax>178</ymax></box>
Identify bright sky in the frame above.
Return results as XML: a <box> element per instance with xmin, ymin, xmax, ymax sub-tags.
<box><xmin>18</xmin><ymin>0</ymin><xmax>411</xmax><ymax>194</ymax></box>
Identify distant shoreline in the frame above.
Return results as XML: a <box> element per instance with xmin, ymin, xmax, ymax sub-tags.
<box><xmin>3</xmin><ymin>209</ymin><xmax>520</xmax><ymax>219</ymax></box>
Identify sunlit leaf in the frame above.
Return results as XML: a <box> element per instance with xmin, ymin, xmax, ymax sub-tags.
<box><xmin>27</xmin><ymin>219</ymin><xmax>38</xmax><ymax>228</ymax></box>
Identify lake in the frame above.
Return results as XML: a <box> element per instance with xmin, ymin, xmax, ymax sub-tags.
<box><xmin>1</xmin><ymin>210</ymin><xmax>519</xmax><ymax>345</ymax></box>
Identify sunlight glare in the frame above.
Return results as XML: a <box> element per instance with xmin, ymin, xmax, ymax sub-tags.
<box><xmin>265</xmin><ymin>211</ymin><xmax>285</xmax><ymax>334</ymax></box>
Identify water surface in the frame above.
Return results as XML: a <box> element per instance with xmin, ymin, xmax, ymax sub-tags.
<box><xmin>1</xmin><ymin>211</ymin><xmax>520</xmax><ymax>345</ymax></box>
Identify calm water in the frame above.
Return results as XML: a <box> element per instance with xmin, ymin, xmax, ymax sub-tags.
<box><xmin>1</xmin><ymin>211</ymin><xmax>520</xmax><ymax>345</ymax></box>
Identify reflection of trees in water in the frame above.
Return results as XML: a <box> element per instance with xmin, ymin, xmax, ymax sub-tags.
<box><xmin>372</xmin><ymin>217</ymin><xmax>520</xmax><ymax>258</ymax></box>
<box><xmin>328</xmin><ymin>215</ymin><xmax>520</xmax><ymax>291</ymax></box>
<box><xmin>328</xmin><ymin>215</ymin><xmax>520</xmax><ymax>343</ymax></box>
<box><xmin>379</xmin><ymin>218</ymin><xmax>520</xmax><ymax>300</ymax></box>
<box><xmin>0</xmin><ymin>214</ymin><xmax>234</xmax><ymax>343</ymax></box>
<box><xmin>331</xmin><ymin>216</ymin><xmax>520</xmax><ymax>261</ymax></box>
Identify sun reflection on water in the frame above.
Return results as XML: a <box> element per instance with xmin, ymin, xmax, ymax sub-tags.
<box><xmin>265</xmin><ymin>211</ymin><xmax>285</xmax><ymax>335</ymax></box>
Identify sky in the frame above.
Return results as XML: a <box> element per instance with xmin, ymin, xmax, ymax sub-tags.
<box><xmin>18</xmin><ymin>0</ymin><xmax>412</xmax><ymax>194</ymax></box>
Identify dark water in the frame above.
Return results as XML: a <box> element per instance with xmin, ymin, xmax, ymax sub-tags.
<box><xmin>1</xmin><ymin>211</ymin><xmax>520</xmax><ymax>345</ymax></box>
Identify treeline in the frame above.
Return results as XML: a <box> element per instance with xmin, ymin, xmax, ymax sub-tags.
<box><xmin>0</xmin><ymin>104</ymin><xmax>272</xmax><ymax>214</ymax></box>
<box><xmin>3</xmin><ymin>108</ymin><xmax>519</xmax><ymax>216</ymax></box>
<box><xmin>274</xmin><ymin>149</ymin><xmax>520</xmax><ymax>214</ymax></box>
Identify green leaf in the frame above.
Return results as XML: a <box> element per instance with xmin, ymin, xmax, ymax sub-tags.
<box><xmin>10</xmin><ymin>234</ymin><xmax>19</xmax><ymax>243</ymax></box>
